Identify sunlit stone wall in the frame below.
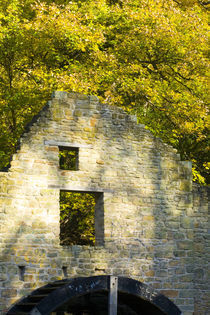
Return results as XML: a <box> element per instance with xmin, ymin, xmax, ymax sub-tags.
<box><xmin>0</xmin><ymin>91</ymin><xmax>209</xmax><ymax>315</ymax></box>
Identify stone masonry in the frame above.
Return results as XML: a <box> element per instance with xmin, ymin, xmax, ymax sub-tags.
<box><xmin>0</xmin><ymin>91</ymin><xmax>209</xmax><ymax>314</ymax></box>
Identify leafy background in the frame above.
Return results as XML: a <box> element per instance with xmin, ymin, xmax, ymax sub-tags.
<box><xmin>60</xmin><ymin>191</ymin><xmax>95</xmax><ymax>245</ymax></box>
<box><xmin>0</xmin><ymin>0</ymin><xmax>209</xmax><ymax>184</ymax></box>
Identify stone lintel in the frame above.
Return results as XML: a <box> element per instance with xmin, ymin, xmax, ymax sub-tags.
<box><xmin>48</xmin><ymin>185</ymin><xmax>114</xmax><ymax>193</ymax></box>
<box><xmin>44</xmin><ymin>140</ymin><xmax>92</xmax><ymax>148</ymax></box>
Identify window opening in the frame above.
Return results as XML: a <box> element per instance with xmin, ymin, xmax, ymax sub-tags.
<box><xmin>62</xmin><ymin>266</ymin><xmax>68</xmax><ymax>278</ymax></box>
<box><xmin>18</xmin><ymin>266</ymin><xmax>25</xmax><ymax>281</ymax></box>
<box><xmin>60</xmin><ymin>191</ymin><xmax>104</xmax><ymax>246</ymax></box>
<box><xmin>59</xmin><ymin>147</ymin><xmax>79</xmax><ymax>170</ymax></box>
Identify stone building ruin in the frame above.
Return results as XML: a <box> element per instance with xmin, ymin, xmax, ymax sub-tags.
<box><xmin>0</xmin><ymin>91</ymin><xmax>209</xmax><ymax>314</ymax></box>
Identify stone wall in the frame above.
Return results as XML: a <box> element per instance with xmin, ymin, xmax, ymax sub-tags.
<box><xmin>0</xmin><ymin>91</ymin><xmax>209</xmax><ymax>314</ymax></box>
<box><xmin>192</xmin><ymin>184</ymin><xmax>209</xmax><ymax>315</ymax></box>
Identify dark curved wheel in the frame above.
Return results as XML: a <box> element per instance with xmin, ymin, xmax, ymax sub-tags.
<box><xmin>6</xmin><ymin>276</ymin><xmax>181</xmax><ymax>315</ymax></box>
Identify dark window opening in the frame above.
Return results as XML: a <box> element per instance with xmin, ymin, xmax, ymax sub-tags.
<box><xmin>59</xmin><ymin>147</ymin><xmax>79</xmax><ymax>170</ymax></box>
<box><xmin>62</xmin><ymin>266</ymin><xmax>68</xmax><ymax>278</ymax></box>
<box><xmin>18</xmin><ymin>266</ymin><xmax>25</xmax><ymax>281</ymax></box>
<box><xmin>60</xmin><ymin>191</ymin><xmax>104</xmax><ymax>246</ymax></box>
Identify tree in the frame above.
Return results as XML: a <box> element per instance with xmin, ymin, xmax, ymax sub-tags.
<box><xmin>173</xmin><ymin>0</ymin><xmax>210</xmax><ymax>9</ymax></box>
<box><xmin>0</xmin><ymin>0</ymin><xmax>209</xmax><ymax>184</ymax></box>
<box><xmin>60</xmin><ymin>191</ymin><xmax>96</xmax><ymax>245</ymax></box>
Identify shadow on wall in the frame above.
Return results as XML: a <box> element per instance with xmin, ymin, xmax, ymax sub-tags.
<box><xmin>0</xmin><ymin>219</ymin><xmax>48</xmax><ymax>313</ymax></box>
<box><xmin>0</xmin><ymin>93</ymin><xmax>197</xmax><ymax>315</ymax></box>
<box><xmin>92</xmin><ymin>106</ymin><xmax>194</xmax><ymax>313</ymax></box>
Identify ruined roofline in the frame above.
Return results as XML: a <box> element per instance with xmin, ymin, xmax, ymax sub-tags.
<box><xmin>50</xmin><ymin>91</ymin><xmax>139</xmax><ymax>123</ymax></box>
<box><xmin>0</xmin><ymin>91</ymin><xmax>137</xmax><ymax>172</ymax></box>
<box><xmin>1</xmin><ymin>90</ymin><xmax>190</xmax><ymax>173</ymax></box>
<box><xmin>0</xmin><ymin>102</ymin><xmax>50</xmax><ymax>172</ymax></box>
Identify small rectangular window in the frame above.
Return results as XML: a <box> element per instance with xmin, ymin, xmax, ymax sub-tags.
<box><xmin>62</xmin><ymin>266</ymin><xmax>68</xmax><ymax>278</ymax></box>
<box><xmin>60</xmin><ymin>191</ymin><xmax>104</xmax><ymax>246</ymax></box>
<box><xmin>18</xmin><ymin>266</ymin><xmax>25</xmax><ymax>281</ymax></box>
<box><xmin>59</xmin><ymin>147</ymin><xmax>79</xmax><ymax>170</ymax></box>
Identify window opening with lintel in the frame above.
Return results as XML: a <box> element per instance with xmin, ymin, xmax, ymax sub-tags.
<box><xmin>60</xmin><ymin>190</ymin><xmax>104</xmax><ymax>246</ymax></box>
<box><xmin>59</xmin><ymin>146</ymin><xmax>79</xmax><ymax>170</ymax></box>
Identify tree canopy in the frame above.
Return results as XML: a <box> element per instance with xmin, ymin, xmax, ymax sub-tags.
<box><xmin>60</xmin><ymin>191</ymin><xmax>96</xmax><ymax>246</ymax></box>
<box><xmin>0</xmin><ymin>0</ymin><xmax>209</xmax><ymax>184</ymax></box>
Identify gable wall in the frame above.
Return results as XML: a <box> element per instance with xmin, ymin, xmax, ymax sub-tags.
<box><xmin>0</xmin><ymin>91</ymin><xmax>209</xmax><ymax>315</ymax></box>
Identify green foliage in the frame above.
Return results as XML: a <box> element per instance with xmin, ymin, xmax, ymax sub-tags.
<box><xmin>0</xmin><ymin>0</ymin><xmax>209</xmax><ymax>184</ymax></box>
<box><xmin>60</xmin><ymin>191</ymin><xmax>96</xmax><ymax>246</ymax></box>
<box><xmin>59</xmin><ymin>148</ymin><xmax>78</xmax><ymax>171</ymax></box>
